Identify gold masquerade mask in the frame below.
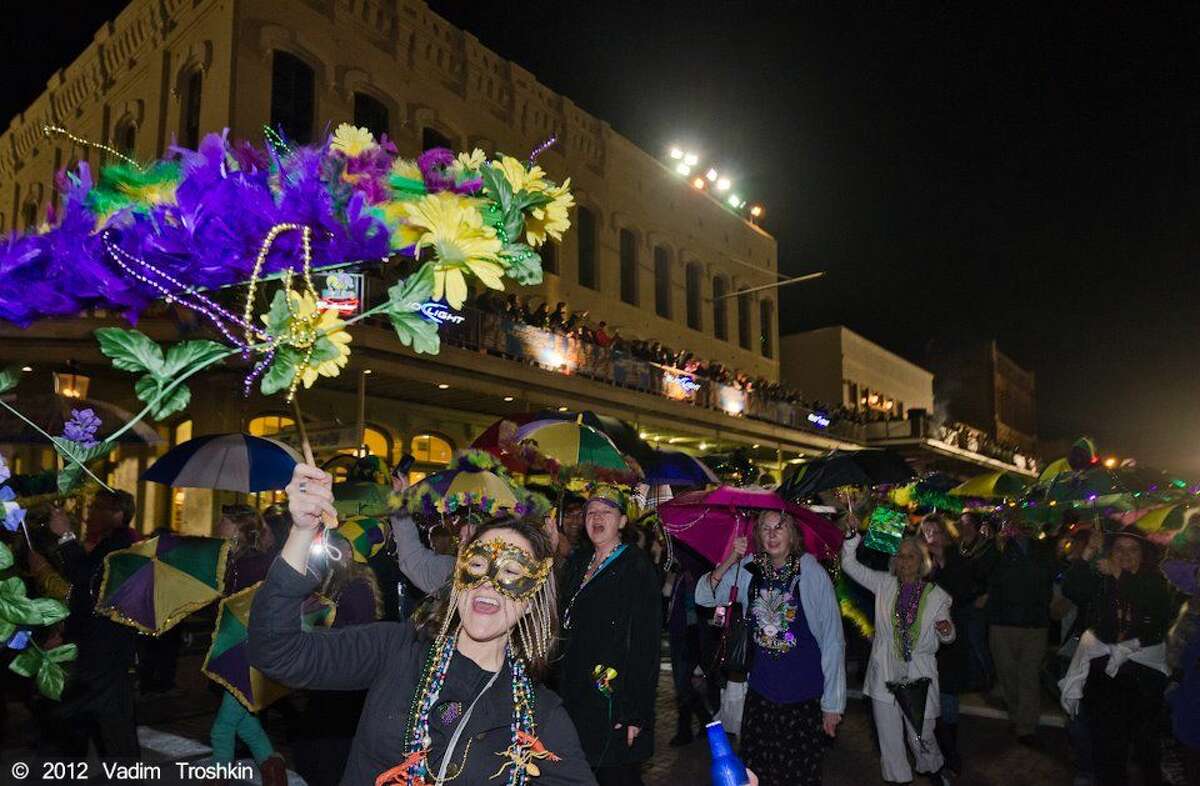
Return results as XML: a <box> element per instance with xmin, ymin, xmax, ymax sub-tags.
<box><xmin>454</xmin><ymin>538</ymin><xmax>553</xmax><ymax>601</ymax></box>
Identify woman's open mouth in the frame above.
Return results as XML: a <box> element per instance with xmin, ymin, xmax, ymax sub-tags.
<box><xmin>471</xmin><ymin>596</ymin><xmax>501</xmax><ymax>615</ymax></box>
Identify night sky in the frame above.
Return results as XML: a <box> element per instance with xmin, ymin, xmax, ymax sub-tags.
<box><xmin>6</xmin><ymin>2</ymin><xmax>1200</xmax><ymax>473</ymax></box>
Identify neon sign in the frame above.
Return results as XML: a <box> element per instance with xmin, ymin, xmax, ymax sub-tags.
<box><xmin>419</xmin><ymin>302</ymin><xmax>466</xmax><ymax>325</ymax></box>
<box><xmin>807</xmin><ymin>412</ymin><xmax>831</xmax><ymax>429</ymax></box>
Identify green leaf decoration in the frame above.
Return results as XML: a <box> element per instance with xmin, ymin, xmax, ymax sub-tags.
<box><xmin>308</xmin><ymin>335</ymin><xmax>343</xmax><ymax>366</ymax></box>
<box><xmin>26</xmin><ymin>597</ymin><xmax>69</xmax><ymax>627</ymax></box>
<box><xmin>0</xmin><ymin>542</ymin><xmax>12</xmax><ymax>572</ymax></box>
<box><xmin>46</xmin><ymin>643</ymin><xmax>78</xmax><ymax>664</ymax></box>
<box><xmin>0</xmin><ymin>619</ymin><xmax>14</xmax><ymax>643</ymax></box>
<box><xmin>513</xmin><ymin>189</ymin><xmax>553</xmax><ymax>211</ymax></box>
<box><xmin>52</xmin><ymin>437</ymin><xmax>113</xmax><ymax>494</ymax></box>
<box><xmin>133</xmin><ymin>375</ymin><xmax>191</xmax><ymax>421</ymax></box>
<box><xmin>0</xmin><ymin>366</ymin><xmax>21</xmax><ymax>395</ymax></box>
<box><xmin>261</xmin><ymin>347</ymin><xmax>302</xmax><ymax>396</ymax></box>
<box><xmin>481</xmin><ymin>164</ymin><xmax>515</xmax><ymax>216</ymax></box>
<box><xmin>35</xmin><ymin>661</ymin><xmax>67</xmax><ymax>700</ymax></box>
<box><xmin>95</xmin><ymin>328</ymin><xmax>166</xmax><ymax>375</ymax></box>
<box><xmin>263</xmin><ymin>289</ymin><xmax>293</xmax><ymax>338</ymax></box>
<box><xmin>8</xmin><ymin>648</ymin><xmax>39</xmax><ymax>678</ymax></box>
<box><xmin>501</xmin><ymin>243</ymin><xmax>544</xmax><ymax>286</ymax></box>
<box><xmin>384</xmin><ymin>269</ymin><xmax>440</xmax><ymax>355</ymax></box>
<box><xmin>0</xmin><ymin>576</ymin><xmax>34</xmax><ymax>625</ymax></box>
<box><xmin>162</xmin><ymin>340</ymin><xmax>228</xmax><ymax>379</ymax></box>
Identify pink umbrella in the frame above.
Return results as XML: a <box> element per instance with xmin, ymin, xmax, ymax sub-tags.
<box><xmin>658</xmin><ymin>485</ymin><xmax>843</xmax><ymax>565</ymax></box>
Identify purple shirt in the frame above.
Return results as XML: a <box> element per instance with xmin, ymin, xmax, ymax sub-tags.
<box><xmin>748</xmin><ymin>572</ymin><xmax>824</xmax><ymax>705</ymax></box>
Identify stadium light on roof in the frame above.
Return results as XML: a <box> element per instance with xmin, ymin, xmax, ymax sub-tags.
<box><xmin>692</xmin><ymin>177</ymin><xmax>706</xmax><ymax>189</ymax></box>
<box><xmin>706</xmin><ymin>168</ymin><xmax>719</xmax><ymax>182</ymax></box>
<box><xmin>669</xmin><ymin>147</ymin><xmax>684</xmax><ymax>160</ymax></box>
<box><xmin>683</xmin><ymin>152</ymin><xmax>699</xmax><ymax>166</ymax></box>
<box><xmin>716</xmin><ymin>177</ymin><xmax>731</xmax><ymax>192</ymax></box>
<box><xmin>675</xmin><ymin>162</ymin><xmax>691</xmax><ymax>176</ymax></box>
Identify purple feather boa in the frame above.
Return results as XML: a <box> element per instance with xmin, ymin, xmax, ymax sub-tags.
<box><xmin>0</xmin><ymin>130</ymin><xmax>392</xmax><ymax>327</ymax></box>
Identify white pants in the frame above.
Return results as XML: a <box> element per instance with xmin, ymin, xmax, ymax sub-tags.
<box><xmin>871</xmin><ymin>698</ymin><xmax>944</xmax><ymax>783</ymax></box>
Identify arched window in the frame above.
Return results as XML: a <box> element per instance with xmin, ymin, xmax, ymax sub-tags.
<box><xmin>712</xmin><ymin>276</ymin><xmax>728</xmax><ymax>340</ymax></box>
<box><xmin>180</xmin><ymin>69</ymin><xmax>203</xmax><ymax>149</ymax></box>
<box><xmin>619</xmin><ymin>228</ymin><xmax>638</xmax><ymax>305</ymax></box>
<box><xmin>685</xmin><ymin>261</ymin><xmax>703</xmax><ymax>331</ymax></box>
<box><xmin>422</xmin><ymin>126</ymin><xmax>454</xmax><ymax>150</ymax></box>
<box><xmin>247</xmin><ymin>414</ymin><xmax>295</xmax><ymax>437</ymax></box>
<box><xmin>760</xmin><ymin>299</ymin><xmax>775</xmax><ymax>358</ymax></box>
<box><xmin>411</xmin><ymin>433</ymin><xmax>453</xmax><ymax>465</ymax></box>
<box><xmin>353</xmin><ymin>92</ymin><xmax>389</xmax><ymax>138</ymax></box>
<box><xmin>737</xmin><ymin>291</ymin><xmax>752</xmax><ymax>349</ymax></box>
<box><xmin>653</xmin><ymin>246</ymin><xmax>671</xmax><ymax>318</ymax></box>
<box><xmin>21</xmin><ymin>201</ymin><xmax>38</xmax><ymax>230</ymax></box>
<box><xmin>270</xmin><ymin>51</ymin><xmax>315</xmax><ymax>144</ymax></box>
<box><xmin>337</xmin><ymin>425</ymin><xmax>393</xmax><ymax>464</ymax></box>
<box><xmin>576</xmin><ymin>206</ymin><xmax>597</xmax><ymax>290</ymax></box>
<box><xmin>114</xmin><ymin>120</ymin><xmax>137</xmax><ymax>157</ymax></box>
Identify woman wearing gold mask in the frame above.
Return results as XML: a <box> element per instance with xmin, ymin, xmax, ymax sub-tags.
<box><xmin>248</xmin><ymin>463</ymin><xmax>597</xmax><ymax>786</ymax></box>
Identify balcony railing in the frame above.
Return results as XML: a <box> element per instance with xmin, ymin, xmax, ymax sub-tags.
<box><xmin>428</xmin><ymin>308</ymin><xmax>867</xmax><ymax>441</ymax></box>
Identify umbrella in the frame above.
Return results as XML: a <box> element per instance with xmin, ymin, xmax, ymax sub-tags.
<box><xmin>96</xmin><ymin>533</ymin><xmax>230</xmax><ymax>635</ymax></box>
<box><xmin>507</xmin><ymin>418</ymin><xmax>642</xmax><ymax>483</ymax></box>
<box><xmin>658</xmin><ymin>486</ymin><xmax>843</xmax><ymax>565</ymax></box>
<box><xmin>1042</xmin><ymin>465</ymin><xmax>1183</xmax><ymax>507</ymax></box>
<box><xmin>642</xmin><ymin>449</ymin><xmax>719</xmax><ymax>487</ymax></box>
<box><xmin>1129</xmin><ymin>503</ymin><xmax>1196</xmax><ymax>544</ymax></box>
<box><xmin>470</xmin><ymin>413</ymin><xmax>540</xmax><ymax>474</ymax></box>
<box><xmin>1038</xmin><ymin>457</ymin><xmax>1071</xmax><ymax>484</ymax></box>
<box><xmin>203</xmin><ymin>582</ymin><xmax>335</xmax><ymax>712</ymax></box>
<box><xmin>0</xmin><ymin>393</ymin><xmax>161</xmax><ymax>444</ymax></box>
<box><xmin>780</xmin><ymin>449</ymin><xmax>914</xmax><ymax>500</ymax></box>
<box><xmin>143</xmin><ymin>433</ymin><xmax>301</xmax><ymax>493</ymax></box>
<box><xmin>532</xmin><ymin>410</ymin><xmax>657</xmax><ymax>468</ymax></box>
<box><xmin>401</xmin><ymin>450</ymin><xmax>547</xmax><ymax>518</ymax></box>
<box><xmin>886</xmin><ymin>677</ymin><xmax>932</xmax><ymax>750</ymax></box>
<box><xmin>950</xmin><ymin>471</ymin><xmax>1030</xmax><ymax>499</ymax></box>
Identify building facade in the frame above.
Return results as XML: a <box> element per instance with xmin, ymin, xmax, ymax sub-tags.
<box><xmin>780</xmin><ymin>326</ymin><xmax>935</xmax><ymax>418</ymax></box>
<box><xmin>928</xmin><ymin>339</ymin><xmax>1038</xmax><ymax>455</ymax></box>
<box><xmin>0</xmin><ymin>0</ymin><xmax>863</xmax><ymax>535</ymax></box>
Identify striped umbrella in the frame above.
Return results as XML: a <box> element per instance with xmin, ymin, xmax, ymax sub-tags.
<box><xmin>96</xmin><ymin>533</ymin><xmax>230</xmax><ymax>635</ymax></box>
<box><xmin>507</xmin><ymin>418</ymin><xmax>642</xmax><ymax>483</ymax></box>
<box><xmin>203</xmin><ymin>582</ymin><xmax>334</xmax><ymax>711</ymax></box>
<box><xmin>143</xmin><ymin>433</ymin><xmax>300</xmax><ymax>493</ymax></box>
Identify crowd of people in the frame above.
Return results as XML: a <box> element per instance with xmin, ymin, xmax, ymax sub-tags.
<box><xmin>2</xmin><ymin>462</ymin><xmax>1199</xmax><ymax>786</ymax></box>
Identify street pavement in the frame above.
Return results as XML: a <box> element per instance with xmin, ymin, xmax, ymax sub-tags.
<box><xmin>4</xmin><ymin>656</ymin><xmax>1088</xmax><ymax>785</ymax></box>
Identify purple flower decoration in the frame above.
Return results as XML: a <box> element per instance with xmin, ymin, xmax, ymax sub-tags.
<box><xmin>63</xmin><ymin>408</ymin><xmax>102</xmax><ymax>447</ymax></box>
<box><xmin>1</xmin><ymin>486</ymin><xmax>25</xmax><ymax>532</ymax></box>
<box><xmin>6</xmin><ymin>630</ymin><xmax>31</xmax><ymax>651</ymax></box>
<box><xmin>417</xmin><ymin>148</ymin><xmax>457</xmax><ymax>193</ymax></box>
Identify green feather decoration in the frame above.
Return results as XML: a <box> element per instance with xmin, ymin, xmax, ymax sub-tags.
<box><xmin>86</xmin><ymin>161</ymin><xmax>181</xmax><ymax>219</ymax></box>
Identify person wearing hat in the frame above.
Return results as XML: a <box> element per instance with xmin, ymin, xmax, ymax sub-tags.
<box><xmin>1061</xmin><ymin>526</ymin><xmax>1173</xmax><ymax>786</ymax></box>
<box><xmin>558</xmin><ymin>485</ymin><xmax>661</xmax><ymax>786</ymax></box>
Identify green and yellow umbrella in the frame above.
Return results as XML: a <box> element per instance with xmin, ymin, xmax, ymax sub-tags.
<box><xmin>1038</xmin><ymin>458</ymin><xmax>1071</xmax><ymax>484</ymax></box>
<box><xmin>401</xmin><ymin>450</ymin><xmax>548</xmax><ymax>518</ymax></box>
<box><xmin>96</xmin><ymin>533</ymin><xmax>230</xmax><ymax>635</ymax></box>
<box><xmin>507</xmin><ymin>418</ymin><xmax>642</xmax><ymax>483</ymax></box>
<box><xmin>1133</xmin><ymin>503</ymin><xmax>1196</xmax><ymax>544</ymax></box>
<box><xmin>203</xmin><ymin>581</ymin><xmax>335</xmax><ymax>712</ymax></box>
<box><xmin>950</xmin><ymin>471</ymin><xmax>1030</xmax><ymax>500</ymax></box>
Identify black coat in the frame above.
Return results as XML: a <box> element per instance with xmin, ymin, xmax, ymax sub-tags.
<box><xmin>558</xmin><ymin>544</ymin><xmax>661</xmax><ymax>768</ymax></box>
<box><xmin>931</xmin><ymin>549</ymin><xmax>975</xmax><ymax>694</ymax></box>
<box><xmin>1062</xmin><ymin>561</ymin><xmax>1173</xmax><ymax>646</ymax></box>
<box><xmin>986</xmin><ymin>537</ymin><xmax>1055</xmax><ymax>629</ymax></box>
<box><xmin>248</xmin><ymin>558</ymin><xmax>596</xmax><ymax>786</ymax></box>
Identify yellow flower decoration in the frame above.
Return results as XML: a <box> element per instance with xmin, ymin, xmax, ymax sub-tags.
<box><xmin>452</xmin><ymin>149</ymin><xmax>487</xmax><ymax>178</ymax></box>
<box><xmin>302</xmin><ymin>307</ymin><xmax>352</xmax><ymax>387</ymax></box>
<box><xmin>331</xmin><ymin>124</ymin><xmax>377</xmax><ymax>157</ymax></box>
<box><xmin>494</xmin><ymin>155</ymin><xmax>548</xmax><ymax>194</ymax></box>
<box><xmin>263</xmin><ymin>291</ymin><xmax>353</xmax><ymax>388</ymax></box>
<box><xmin>391</xmin><ymin>158</ymin><xmax>423</xmax><ymax>181</ymax></box>
<box><xmin>402</xmin><ymin>192</ymin><xmax>504</xmax><ymax>309</ymax></box>
<box><xmin>525</xmin><ymin>179</ymin><xmax>574</xmax><ymax>247</ymax></box>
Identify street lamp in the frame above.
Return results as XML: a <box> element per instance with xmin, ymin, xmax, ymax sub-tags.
<box><xmin>53</xmin><ymin>370</ymin><xmax>90</xmax><ymax>399</ymax></box>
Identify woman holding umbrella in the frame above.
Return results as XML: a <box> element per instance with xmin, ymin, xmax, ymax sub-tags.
<box><xmin>695</xmin><ymin>509</ymin><xmax>845</xmax><ymax>786</ymax></box>
<box><xmin>558</xmin><ymin>485</ymin><xmax>662</xmax><ymax>786</ymax></box>
<box><xmin>842</xmin><ymin>531</ymin><xmax>955</xmax><ymax>785</ymax></box>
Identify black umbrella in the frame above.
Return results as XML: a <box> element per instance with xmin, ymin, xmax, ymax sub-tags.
<box><xmin>886</xmin><ymin>677</ymin><xmax>932</xmax><ymax>751</ymax></box>
<box><xmin>0</xmin><ymin>393</ymin><xmax>161</xmax><ymax>445</ymax></box>
<box><xmin>781</xmin><ymin>449</ymin><xmax>914</xmax><ymax>500</ymax></box>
